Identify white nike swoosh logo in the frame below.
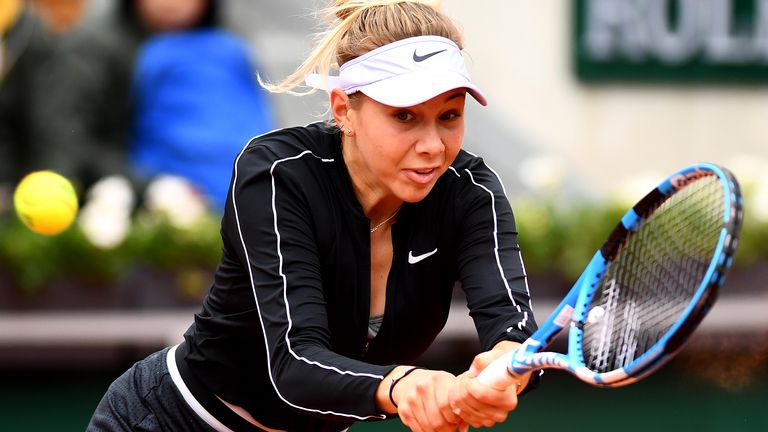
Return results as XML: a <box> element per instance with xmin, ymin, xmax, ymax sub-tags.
<box><xmin>408</xmin><ymin>248</ymin><xmax>438</xmax><ymax>264</ymax></box>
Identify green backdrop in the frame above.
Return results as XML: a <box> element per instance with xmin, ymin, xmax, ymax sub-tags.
<box><xmin>2</xmin><ymin>358</ymin><xmax>765</xmax><ymax>432</ymax></box>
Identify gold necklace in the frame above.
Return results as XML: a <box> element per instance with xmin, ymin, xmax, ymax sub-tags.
<box><xmin>370</xmin><ymin>207</ymin><xmax>401</xmax><ymax>233</ymax></box>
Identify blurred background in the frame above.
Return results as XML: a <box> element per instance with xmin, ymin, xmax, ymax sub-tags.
<box><xmin>1</xmin><ymin>0</ymin><xmax>767</xmax><ymax>430</ymax></box>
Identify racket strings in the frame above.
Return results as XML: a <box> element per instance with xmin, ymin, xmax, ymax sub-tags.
<box><xmin>583</xmin><ymin>175</ymin><xmax>725</xmax><ymax>373</ymax></box>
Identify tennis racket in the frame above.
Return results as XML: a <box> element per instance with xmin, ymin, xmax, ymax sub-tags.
<box><xmin>479</xmin><ymin>162</ymin><xmax>743</xmax><ymax>389</ymax></box>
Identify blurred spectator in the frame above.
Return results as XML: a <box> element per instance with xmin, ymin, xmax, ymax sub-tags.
<box><xmin>30</xmin><ymin>0</ymin><xmax>264</xmax><ymax>212</ymax></box>
<box><xmin>29</xmin><ymin>0</ymin><xmax>154</xmax><ymax>198</ymax></box>
<box><xmin>0</xmin><ymin>0</ymin><xmax>58</xmax><ymax>206</ymax></box>
<box><xmin>29</xmin><ymin>0</ymin><xmax>88</xmax><ymax>33</ymax></box>
<box><xmin>129</xmin><ymin>27</ymin><xmax>275</xmax><ymax>211</ymax></box>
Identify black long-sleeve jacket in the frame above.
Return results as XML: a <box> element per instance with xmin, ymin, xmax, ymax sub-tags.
<box><xmin>177</xmin><ymin>122</ymin><xmax>537</xmax><ymax>431</ymax></box>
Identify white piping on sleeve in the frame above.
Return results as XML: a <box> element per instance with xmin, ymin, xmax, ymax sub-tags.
<box><xmin>463</xmin><ymin>150</ymin><xmax>509</xmax><ymax>197</ymax></box>
<box><xmin>450</xmin><ymin>163</ymin><xmax>530</xmax><ymax>332</ymax></box>
<box><xmin>231</xmin><ymin>145</ymin><xmax>385</xmax><ymax>421</ymax></box>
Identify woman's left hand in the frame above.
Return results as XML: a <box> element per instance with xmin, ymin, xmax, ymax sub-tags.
<box><xmin>448</xmin><ymin>344</ymin><xmax>529</xmax><ymax>429</ymax></box>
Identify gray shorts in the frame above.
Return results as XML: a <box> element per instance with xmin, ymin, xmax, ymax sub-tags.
<box><xmin>86</xmin><ymin>347</ymin><xmax>216</xmax><ymax>431</ymax></box>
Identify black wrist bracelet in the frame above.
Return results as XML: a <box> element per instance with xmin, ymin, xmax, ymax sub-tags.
<box><xmin>388</xmin><ymin>366</ymin><xmax>421</xmax><ymax>409</ymax></box>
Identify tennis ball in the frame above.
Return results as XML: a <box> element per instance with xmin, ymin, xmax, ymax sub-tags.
<box><xmin>13</xmin><ymin>170</ymin><xmax>79</xmax><ymax>236</ymax></box>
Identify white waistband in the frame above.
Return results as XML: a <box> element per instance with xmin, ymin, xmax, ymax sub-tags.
<box><xmin>166</xmin><ymin>344</ymin><xmax>234</xmax><ymax>432</ymax></box>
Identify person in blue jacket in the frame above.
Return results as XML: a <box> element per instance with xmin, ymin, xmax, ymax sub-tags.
<box><xmin>31</xmin><ymin>0</ymin><xmax>259</xmax><ymax>209</ymax></box>
<box><xmin>129</xmin><ymin>27</ymin><xmax>275</xmax><ymax>211</ymax></box>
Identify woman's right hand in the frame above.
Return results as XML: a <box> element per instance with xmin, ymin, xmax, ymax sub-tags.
<box><xmin>383</xmin><ymin>367</ymin><xmax>466</xmax><ymax>432</ymax></box>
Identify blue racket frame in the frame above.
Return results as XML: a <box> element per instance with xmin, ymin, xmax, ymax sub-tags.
<box><xmin>483</xmin><ymin>163</ymin><xmax>743</xmax><ymax>388</ymax></box>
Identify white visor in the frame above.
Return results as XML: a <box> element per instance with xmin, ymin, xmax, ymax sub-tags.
<box><xmin>306</xmin><ymin>35</ymin><xmax>487</xmax><ymax>107</ymax></box>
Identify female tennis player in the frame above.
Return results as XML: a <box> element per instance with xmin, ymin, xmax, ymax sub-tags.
<box><xmin>87</xmin><ymin>1</ymin><xmax>538</xmax><ymax>431</ymax></box>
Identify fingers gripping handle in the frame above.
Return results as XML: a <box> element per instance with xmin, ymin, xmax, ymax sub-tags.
<box><xmin>477</xmin><ymin>351</ymin><xmax>519</xmax><ymax>390</ymax></box>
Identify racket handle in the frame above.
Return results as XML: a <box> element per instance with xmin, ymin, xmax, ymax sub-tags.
<box><xmin>477</xmin><ymin>351</ymin><xmax>519</xmax><ymax>391</ymax></box>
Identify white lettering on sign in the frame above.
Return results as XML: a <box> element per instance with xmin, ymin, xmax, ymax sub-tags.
<box><xmin>583</xmin><ymin>0</ymin><xmax>768</xmax><ymax>65</ymax></box>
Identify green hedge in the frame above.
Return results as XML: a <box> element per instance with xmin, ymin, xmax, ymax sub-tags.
<box><xmin>514</xmin><ymin>193</ymin><xmax>768</xmax><ymax>281</ymax></box>
<box><xmin>0</xmin><ymin>212</ymin><xmax>222</xmax><ymax>294</ymax></box>
<box><xmin>1</xmin><ymin>191</ymin><xmax>766</xmax><ymax>295</ymax></box>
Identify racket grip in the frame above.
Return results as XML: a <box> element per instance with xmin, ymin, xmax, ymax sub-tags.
<box><xmin>477</xmin><ymin>351</ymin><xmax>518</xmax><ymax>390</ymax></box>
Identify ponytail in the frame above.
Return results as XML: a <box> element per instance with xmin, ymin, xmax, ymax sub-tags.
<box><xmin>259</xmin><ymin>0</ymin><xmax>461</xmax><ymax>96</ymax></box>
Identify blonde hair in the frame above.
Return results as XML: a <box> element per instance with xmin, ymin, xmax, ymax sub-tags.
<box><xmin>261</xmin><ymin>0</ymin><xmax>462</xmax><ymax>95</ymax></box>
